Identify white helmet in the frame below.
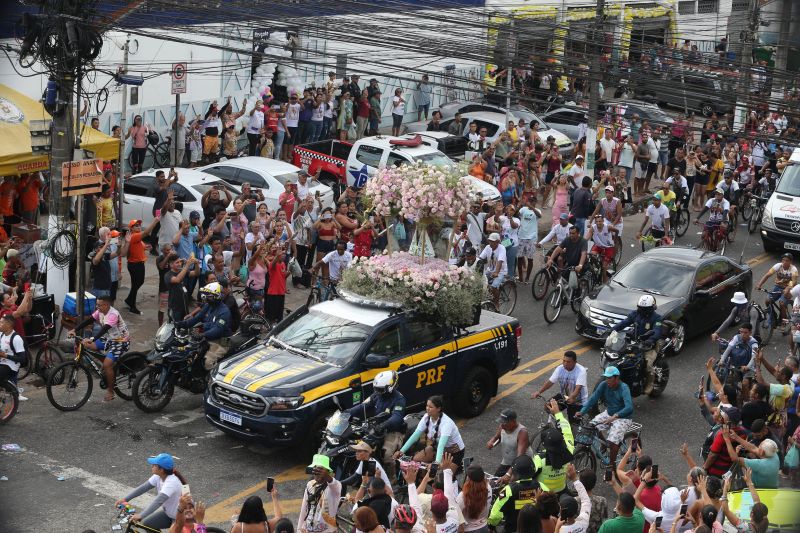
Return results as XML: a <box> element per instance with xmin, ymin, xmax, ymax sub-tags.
<box><xmin>373</xmin><ymin>370</ymin><xmax>398</xmax><ymax>394</ymax></box>
<box><xmin>637</xmin><ymin>294</ymin><xmax>656</xmax><ymax>315</ymax></box>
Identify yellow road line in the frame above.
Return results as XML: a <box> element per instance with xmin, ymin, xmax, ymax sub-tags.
<box><xmin>746</xmin><ymin>252</ymin><xmax>772</xmax><ymax>268</ymax></box>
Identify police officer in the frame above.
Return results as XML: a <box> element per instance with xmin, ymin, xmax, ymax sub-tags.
<box><xmin>488</xmin><ymin>455</ymin><xmax>540</xmax><ymax>533</ymax></box>
<box><xmin>612</xmin><ymin>294</ymin><xmax>663</xmax><ymax>394</ymax></box>
<box><xmin>174</xmin><ymin>282</ymin><xmax>232</xmax><ymax>370</ymax></box>
<box><xmin>532</xmin><ymin>399</ymin><xmax>574</xmax><ymax>494</ymax></box>
<box><xmin>348</xmin><ymin>370</ymin><xmax>406</xmax><ymax>480</ymax></box>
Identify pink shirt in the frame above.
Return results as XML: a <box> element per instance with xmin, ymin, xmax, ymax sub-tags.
<box><xmin>130</xmin><ymin>125</ymin><xmax>148</xmax><ymax>149</ymax></box>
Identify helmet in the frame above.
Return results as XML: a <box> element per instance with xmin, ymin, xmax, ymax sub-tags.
<box><xmin>393</xmin><ymin>504</ymin><xmax>417</xmax><ymax>529</ymax></box>
<box><xmin>199</xmin><ymin>282</ymin><xmax>223</xmax><ymax>304</ymax></box>
<box><xmin>373</xmin><ymin>370</ymin><xmax>398</xmax><ymax>394</ymax></box>
<box><xmin>637</xmin><ymin>294</ymin><xmax>656</xmax><ymax>316</ymax></box>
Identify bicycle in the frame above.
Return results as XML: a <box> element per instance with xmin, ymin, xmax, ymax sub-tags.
<box><xmin>485</xmin><ymin>276</ymin><xmax>517</xmax><ymax>316</ymax></box>
<box><xmin>571</xmin><ymin>417</ymin><xmax>643</xmax><ymax>476</ymax></box>
<box><xmin>543</xmin><ymin>267</ymin><xmax>588</xmax><ymax>324</ymax></box>
<box><xmin>127</xmin><ymin>131</ymin><xmax>172</xmax><ymax>171</ymax></box>
<box><xmin>696</xmin><ymin>220</ymin><xmax>728</xmax><ymax>255</ymax></box>
<box><xmin>112</xmin><ymin>504</ymin><xmax>226</xmax><ymax>533</ymax></box>
<box><xmin>747</xmin><ymin>194</ymin><xmax>768</xmax><ymax>234</ymax></box>
<box><xmin>758</xmin><ymin>287</ymin><xmax>789</xmax><ymax>345</ymax></box>
<box><xmin>0</xmin><ymin>374</ymin><xmax>18</xmax><ymax>424</ymax></box>
<box><xmin>531</xmin><ymin>247</ymin><xmax>559</xmax><ymax>301</ymax></box>
<box><xmin>16</xmin><ymin>313</ymin><xmax>65</xmax><ymax>381</ymax></box>
<box><xmin>307</xmin><ymin>273</ymin><xmax>340</xmax><ymax>307</ymax></box>
<box><xmin>45</xmin><ymin>336</ymin><xmax>148</xmax><ymax>411</ymax></box>
<box><xmin>639</xmin><ymin>227</ymin><xmax>673</xmax><ymax>253</ymax></box>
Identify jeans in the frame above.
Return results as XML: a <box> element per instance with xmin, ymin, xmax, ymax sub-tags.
<box><xmin>274</xmin><ymin>130</ymin><xmax>286</xmax><ymax>160</ymax></box>
<box><xmin>126</xmin><ymin>262</ymin><xmax>145</xmax><ymax>307</ymax></box>
<box><xmin>141</xmin><ymin>510</ymin><xmax>173</xmax><ymax>530</ymax></box>
<box><xmin>574</xmin><ymin>217</ymin><xmax>587</xmax><ymax>237</ymax></box>
<box><xmin>298</xmin><ymin>120</ymin><xmax>310</xmax><ymax>144</ymax></box>
<box><xmin>322</xmin><ymin>117</ymin><xmax>332</xmax><ymax>139</ymax></box>
<box><xmin>308</xmin><ymin>120</ymin><xmax>323</xmax><ymax>143</ymax></box>
<box><xmin>369</xmin><ymin>118</ymin><xmax>379</xmax><ymax>135</ymax></box>
<box><xmin>247</xmin><ymin>133</ymin><xmax>260</xmax><ymax>156</ymax></box>
<box><xmin>505</xmin><ymin>246</ymin><xmax>518</xmax><ymax>276</ymax></box>
<box><xmin>130</xmin><ymin>147</ymin><xmax>146</xmax><ymax>173</ymax></box>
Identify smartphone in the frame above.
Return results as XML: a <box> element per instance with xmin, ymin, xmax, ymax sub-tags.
<box><xmin>266</xmin><ymin>477</ymin><xmax>275</xmax><ymax>492</ymax></box>
<box><xmin>364</xmin><ymin>459</ymin><xmax>377</xmax><ymax>477</ymax></box>
<box><xmin>305</xmin><ymin>466</ymin><xmax>315</xmax><ymax>475</ymax></box>
<box><xmin>428</xmin><ymin>463</ymin><xmax>439</xmax><ymax>477</ymax></box>
<box><xmin>630</xmin><ymin>437</ymin><xmax>638</xmax><ymax>453</ymax></box>
<box><xmin>655</xmin><ymin>516</ymin><xmax>663</xmax><ymax>528</ymax></box>
<box><xmin>722</xmin><ymin>470</ymin><xmax>732</xmax><ymax>481</ymax></box>
<box><xmin>679</xmin><ymin>503</ymin><xmax>688</xmax><ymax>517</ymax></box>
<box><xmin>604</xmin><ymin>468</ymin><xmax>613</xmax><ymax>482</ymax></box>
<box><xmin>181</xmin><ymin>484</ymin><xmax>190</xmax><ymax>496</ymax></box>
<box><xmin>155</xmin><ymin>209</ymin><xmax>162</xmax><ymax>218</ymax></box>
<box><xmin>23</xmin><ymin>282</ymin><xmax>30</xmax><ymax>292</ymax></box>
<box><xmin>651</xmin><ymin>465</ymin><xmax>659</xmax><ymax>479</ymax></box>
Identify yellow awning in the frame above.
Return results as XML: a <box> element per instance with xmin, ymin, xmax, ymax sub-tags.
<box><xmin>0</xmin><ymin>84</ymin><xmax>119</xmax><ymax>177</ymax></box>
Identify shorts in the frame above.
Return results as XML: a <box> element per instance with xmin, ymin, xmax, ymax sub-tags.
<box><xmin>392</xmin><ymin>113</ymin><xmax>403</xmax><ymax>129</ymax></box>
<box><xmin>418</xmin><ymin>104</ymin><xmax>430</xmax><ymax>115</ymax></box>
<box><xmin>545</xmin><ymin>171</ymin><xmax>557</xmax><ymax>185</ymax></box>
<box><xmin>190</xmin><ymin>148</ymin><xmax>202</xmax><ymax>163</ymax></box>
<box><xmin>316</xmin><ymin>239</ymin><xmax>335</xmax><ymax>254</ymax></box>
<box><xmin>647</xmin><ymin>162</ymin><xmax>658</xmax><ymax>175</ymax></box>
<box><xmin>158</xmin><ymin>291</ymin><xmax>168</xmax><ymax>312</ymax></box>
<box><xmin>487</xmin><ymin>272</ymin><xmax>507</xmax><ymax>289</ymax></box>
<box><xmin>592</xmin><ymin>244</ymin><xmax>615</xmax><ymax>263</ymax></box>
<box><xmin>287</xmin><ymin>127</ymin><xmax>299</xmax><ymax>143</ymax></box>
<box><xmin>518</xmin><ymin>239</ymin><xmax>536</xmax><ymax>259</ymax></box>
<box><xmin>91</xmin><ymin>288</ymin><xmax>111</xmax><ymax>298</ymax></box>
<box><xmin>659</xmin><ymin>151</ymin><xmax>669</xmax><ymax>166</ymax></box>
<box><xmin>203</xmin><ymin>135</ymin><xmax>219</xmax><ymax>155</ymax></box>
<box><xmin>694</xmin><ymin>173</ymin><xmax>709</xmax><ymax>186</ymax></box>
<box><xmin>591</xmin><ymin>410</ymin><xmax>632</xmax><ymax>445</ymax></box>
<box><xmin>94</xmin><ymin>339</ymin><xmax>130</xmax><ymax>362</ymax></box>
<box><xmin>769</xmin><ymin>284</ymin><xmax>788</xmax><ymax>304</ymax></box>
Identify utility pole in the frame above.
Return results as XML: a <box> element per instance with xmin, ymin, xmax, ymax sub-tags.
<box><xmin>771</xmin><ymin>0</ymin><xmax>792</xmax><ymax>102</ymax></box>
<box><xmin>585</xmin><ymin>0</ymin><xmax>606</xmax><ymax>181</ymax></box>
<box><xmin>116</xmin><ymin>34</ymin><xmax>130</xmax><ymax>223</ymax></box>
<box><xmin>736</xmin><ymin>0</ymin><xmax>759</xmax><ymax>130</ymax></box>
<box><xmin>505</xmin><ymin>17</ymin><xmax>514</xmax><ymax>127</ymax></box>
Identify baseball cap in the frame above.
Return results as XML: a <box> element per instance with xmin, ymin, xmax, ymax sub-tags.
<box><xmin>511</xmin><ymin>455</ymin><xmax>534</xmax><ymax>477</ymax></box>
<box><xmin>350</xmin><ymin>441</ymin><xmax>374</xmax><ymax>453</ymax></box>
<box><xmin>128</xmin><ymin>219</ymin><xmax>142</xmax><ymax>228</ymax></box>
<box><xmin>6</xmin><ymin>249</ymin><xmax>19</xmax><ymax>259</ymax></box>
<box><xmin>109</xmin><ymin>230</ymin><xmax>120</xmax><ymax>238</ymax></box>
<box><xmin>575</xmin><ymin>155</ymin><xmax>584</xmax><ymax>160</ymax></box>
<box><xmin>559</xmin><ymin>213</ymin><xmax>569</xmax><ymax>220</ymax></box>
<box><xmin>721</xmin><ymin>406</ymin><xmax>742</xmax><ymax>425</ymax></box>
<box><xmin>147</xmin><ymin>453</ymin><xmax>174</xmax><ymax>470</ymax></box>
<box><xmin>190</xmin><ymin>210</ymin><xmax>201</xmax><ymax>220</ymax></box>
<box><xmin>488</xmin><ymin>233</ymin><xmax>501</xmax><ymax>242</ymax></box>
<box><xmin>496</xmin><ymin>408</ymin><xmax>517</xmax><ymax>423</ymax></box>
<box><xmin>602</xmin><ymin>366</ymin><xmax>620</xmax><ymax>378</ymax></box>
<box><xmin>605</xmin><ymin>185</ymin><xmax>615</xmax><ymax>192</ymax></box>
<box><xmin>559</xmin><ymin>494</ymin><xmax>579</xmax><ymax>520</ymax></box>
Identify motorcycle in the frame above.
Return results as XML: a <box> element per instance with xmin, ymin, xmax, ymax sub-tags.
<box><xmin>132</xmin><ymin>316</ymin><xmax>266</xmax><ymax>413</ymax></box>
<box><xmin>599</xmin><ymin>321</ymin><xmax>675</xmax><ymax>399</ymax></box>
<box><xmin>318</xmin><ymin>409</ymin><xmax>390</xmax><ymax>482</ymax></box>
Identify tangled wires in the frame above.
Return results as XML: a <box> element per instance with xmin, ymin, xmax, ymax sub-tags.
<box><xmin>47</xmin><ymin>227</ymin><xmax>77</xmax><ymax>268</ymax></box>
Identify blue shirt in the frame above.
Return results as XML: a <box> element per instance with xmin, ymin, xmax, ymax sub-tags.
<box><xmin>581</xmin><ymin>380</ymin><xmax>634</xmax><ymax>419</ymax></box>
<box><xmin>744</xmin><ymin>455</ymin><xmax>779</xmax><ymax>488</ymax></box>
<box><xmin>518</xmin><ymin>207</ymin><xmax>539</xmax><ymax>241</ymax></box>
<box><xmin>175</xmin><ymin>233</ymin><xmax>195</xmax><ymax>260</ymax></box>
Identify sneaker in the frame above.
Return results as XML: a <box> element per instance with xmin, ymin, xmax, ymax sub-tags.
<box><xmin>18</xmin><ymin>395</ymin><xmax>29</xmax><ymax>401</ymax></box>
<box><xmin>127</xmin><ymin>306</ymin><xmax>142</xmax><ymax>315</ymax></box>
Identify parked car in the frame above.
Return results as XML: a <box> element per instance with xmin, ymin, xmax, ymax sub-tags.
<box><xmin>123</xmin><ymin>168</ymin><xmax>238</xmax><ymax>226</ymax></box>
<box><xmin>632</xmin><ymin>70</ymin><xmax>736</xmax><ymax>117</ymax></box>
<box><xmin>200</xmin><ymin>157</ymin><xmax>335</xmax><ymax>213</ymax></box>
<box><xmin>760</xmin><ymin>147</ymin><xmax>800</xmax><ymax>253</ymax></box>
<box><xmin>539</xmin><ymin>107</ymin><xmax>587</xmax><ymax>143</ymax></box>
<box><xmin>575</xmin><ymin>246</ymin><xmax>752</xmax><ymax>353</ymax></box>
<box><xmin>600</xmin><ymin>99</ymin><xmax>675</xmax><ymax>128</ymax></box>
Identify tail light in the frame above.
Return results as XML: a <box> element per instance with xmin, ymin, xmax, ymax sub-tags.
<box><xmin>514</xmin><ymin>325</ymin><xmax>522</xmax><ymax>353</ymax></box>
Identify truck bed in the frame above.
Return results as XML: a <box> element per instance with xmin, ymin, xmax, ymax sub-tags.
<box><xmin>295</xmin><ymin>139</ymin><xmax>352</xmax><ymax>161</ymax></box>
<box><xmin>464</xmin><ymin>308</ymin><xmax>516</xmax><ymax>335</ymax></box>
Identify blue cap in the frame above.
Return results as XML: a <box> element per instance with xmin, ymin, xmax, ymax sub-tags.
<box><xmin>190</xmin><ymin>210</ymin><xmax>201</xmax><ymax>220</ymax></box>
<box><xmin>602</xmin><ymin>366</ymin><xmax>620</xmax><ymax>378</ymax></box>
<box><xmin>147</xmin><ymin>453</ymin><xmax>174</xmax><ymax>470</ymax></box>
<box><xmin>559</xmin><ymin>213</ymin><xmax>569</xmax><ymax>220</ymax></box>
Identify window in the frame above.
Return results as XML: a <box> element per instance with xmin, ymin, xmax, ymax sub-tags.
<box><xmin>678</xmin><ymin>1</ymin><xmax>696</xmax><ymax>15</ymax></box>
<box><xmin>697</xmin><ymin>0</ymin><xmax>719</xmax><ymax>14</ymax></box>
<box><xmin>695</xmin><ymin>263</ymin><xmax>715</xmax><ymax>291</ymax></box>
<box><xmin>386</xmin><ymin>152</ymin><xmax>408</xmax><ymax>168</ymax></box>
<box><xmin>130</xmin><ymin>87</ymin><xmax>139</xmax><ymax>106</ymax></box>
<box><xmin>405</xmin><ymin>320</ymin><xmax>445</xmax><ymax>352</ymax></box>
<box><xmin>368</xmin><ymin>325</ymin><xmax>403</xmax><ymax>359</ymax></box>
<box><xmin>731</xmin><ymin>0</ymin><xmax>750</xmax><ymax>11</ymax></box>
<box><xmin>473</xmin><ymin>120</ymin><xmax>500</xmax><ymax>138</ymax></box>
<box><xmin>711</xmin><ymin>260</ymin><xmax>735</xmax><ymax>285</ymax></box>
<box><xmin>237</xmin><ymin>169</ymin><xmax>267</xmax><ymax>188</ymax></box>
<box><xmin>354</xmin><ymin>145</ymin><xmax>384</xmax><ymax>168</ymax></box>
<box><xmin>123</xmin><ymin>175</ymin><xmax>153</xmax><ymax>196</ymax></box>
<box><xmin>169</xmin><ymin>183</ymin><xmax>195</xmax><ymax>203</ymax></box>
<box><xmin>202</xmin><ymin>166</ymin><xmax>241</xmax><ymax>185</ymax></box>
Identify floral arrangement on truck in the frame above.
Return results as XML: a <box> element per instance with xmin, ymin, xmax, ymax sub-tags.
<box><xmin>339</xmin><ymin>162</ymin><xmax>484</xmax><ymax>326</ymax></box>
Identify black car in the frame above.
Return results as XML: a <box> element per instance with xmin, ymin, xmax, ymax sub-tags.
<box><xmin>576</xmin><ymin>247</ymin><xmax>752</xmax><ymax>353</ymax></box>
<box><xmin>600</xmin><ymin>99</ymin><xmax>674</xmax><ymax>128</ymax></box>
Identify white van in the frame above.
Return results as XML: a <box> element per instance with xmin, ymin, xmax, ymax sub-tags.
<box><xmin>760</xmin><ymin>147</ymin><xmax>800</xmax><ymax>252</ymax></box>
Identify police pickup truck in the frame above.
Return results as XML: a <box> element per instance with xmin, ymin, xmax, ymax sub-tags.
<box><xmin>204</xmin><ymin>295</ymin><xmax>521</xmax><ymax>448</ymax></box>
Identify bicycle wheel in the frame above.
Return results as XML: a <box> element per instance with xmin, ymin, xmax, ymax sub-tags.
<box><xmin>571</xmin><ymin>278</ymin><xmax>590</xmax><ymax>314</ymax></box>
<box><xmin>46</xmin><ymin>361</ymin><xmax>93</xmax><ymax>411</ymax></box>
<box><xmin>740</xmin><ymin>197</ymin><xmax>753</xmax><ymax>222</ymax></box>
<box><xmin>306</xmin><ymin>288</ymin><xmax>321</xmax><ymax>307</ymax></box>
<box><xmin>726</xmin><ymin>217</ymin><xmax>737</xmax><ymax>244</ymax></box>
<box><xmin>531</xmin><ymin>268</ymin><xmax>551</xmax><ymax>301</ymax></box>
<box><xmin>481</xmin><ymin>300</ymin><xmax>499</xmax><ymax>312</ymax></box>
<box><xmin>719</xmin><ymin>231</ymin><xmax>727</xmax><ymax>255</ymax></box>
<box><xmin>154</xmin><ymin>141</ymin><xmax>172</xmax><ymax>168</ymax></box>
<box><xmin>543</xmin><ymin>285</ymin><xmax>564</xmax><ymax>324</ymax></box>
<box><xmin>114</xmin><ymin>351</ymin><xmax>148</xmax><ymax>401</ymax></box>
<box><xmin>0</xmin><ymin>381</ymin><xmax>18</xmax><ymax>424</ymax></box>
<box><xmin>571</xmin><ymin>446</ymin><xmax>597</xmax><ymax>475</ymax></box>
<box><xmin>498</xmin><ymin>282</ymin><xmax>517</xmax><ymax>315</ymax></box>
<box><xmin>748</xmin><ymin>207</ymin><xmax>762</xmax><ymax>234</ymax></box>
<box><xmin>762</xmin><ymin>306</ymin><xmax>776</xmax><ymax>346</ymax></box>
<box><xmin>675</xmin><ymin>208</ymin><xmax>690</xmax><ymax>237</ymax></box>
<box><xmin>34</xmin><ymin>344</ymin><xmax>65</xmax><ymax>381</ymax></box>
<box><xmin>612</xmin><ymin>239</ymin><xmax>623</xmax><ymax>270</ymax></box>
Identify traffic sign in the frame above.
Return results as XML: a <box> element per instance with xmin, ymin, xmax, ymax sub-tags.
<box><xmin>172</xmin><ymin>62</ymin><xmax>187</xmax><ymax>94</ymax></box>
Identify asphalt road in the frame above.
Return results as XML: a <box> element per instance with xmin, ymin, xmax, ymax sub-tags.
<box><xmin>0</xmin><ymin>211</ymin><xmax>786</xmax><ymax>533</ymax></box>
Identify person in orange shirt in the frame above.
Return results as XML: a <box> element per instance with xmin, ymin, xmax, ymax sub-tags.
<box><xmin>0</xmin><ymin>177</ymin><xmax>18</xmax><ymax>231</ymax></box>
<box><xmin>16</xmin><ymin>173</ymin><xmax>42</xmax><ymax>225</ymax></box>
<box><xmin>123</xmin><ymin>217</ymin><xmax>159</xmax><ymax>315</ymax></box>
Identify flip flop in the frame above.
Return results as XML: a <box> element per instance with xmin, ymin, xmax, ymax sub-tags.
<box><xmin>103</xmin><ymin>395</ymin><xmax>115</xmax><ymax>402</ymax></box>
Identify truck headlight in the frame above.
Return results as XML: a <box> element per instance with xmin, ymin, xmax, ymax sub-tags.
<box><xmin>266</xmin><ymin>396</ymin><xmax>304</xmax><ymax>411</ymax></box>
<box><xmin>580</xmin><ymin>298</ymin><xmax>591</xmax><ymax>316</ymax></box>
<box><xmin>762</xmin><ymin>210</ymin><xmax>774</xmax><ymax>229</ymax></box>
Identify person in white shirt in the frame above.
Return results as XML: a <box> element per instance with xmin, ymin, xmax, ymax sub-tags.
<box><xmin>538</xmin><ymin>213</ymin><xmax>572</xmax><ymax>250</ymax></box>
<box><xmin>466</xmin><ymin>202</ymin><xmax>486</xmax><ymax>248</ymax></box>
<box><xmin>645</xmin><ymin>133</ymin><xmax>660</xmax><ymax>192</ymax></box>
<box><xmin>533</xmin><ymin>350</ymin><xmax>588</xmax><ymax>419</ymax></box>
<box><xmin>638</xmin><ymin>195</ymin><xmax>671</xmax><ymax>241</ymax></box>
<box><xmin>568</xmin><ymin>155</ymin><xmax>586</xmax><ymax>189</ymax></box>
<box><xmin>556</xmin><ymin>465</ymin><xmax>592</xmax><ymax>533</ymax></box>
<box><xmin>665</xmin><ymin>170</ymin><xmax>690</xmax><ymax>201</ymax></box>
<box><xmin>395</xmin><ymin>395</ymin><xmax>466</xmax><ymax>465</ymax></box>
<box><xmin>586</xmin><ymin>215</ymin><xmax>618</xmax><ymax>282</ymax></box>
<box><xmin>516</xmin><ymin>196</ymin><xmax>542</xmax><ymax>283</ymax></box>
<box><xmin>314</xmin><ymin>241</ymin><xmax>353</xmax><ymax>282</ymax></box>
<box><xmin>118</xmin><ymin>453</ymin><xmax>183</xmax><ymax>529</ymax></box>
<box><xmin>499</xmin><ymin>204</ymin><xmax>520</xmax><ymax>280</ymax></box>
<box><xmin>598</xmin><ymin>129</ymin><xmax>617</xmax><ymax>172</ymax></box>
<box><xmin>0</xmin><ymin>314</ymin><xmax>25</xmax><ymax>384</ymax></box>
<box><xmin>478</xmin><ymin>233</ymin><xmax>508</xmax><ymax>309</ymax></box>
<box><xmin>246</xmin><ymin>101</ymin><xmax>266</xmax><ymax>156</ymax></box>
<box><xmin>298</xmin><ymin>455</ymin><xmax>342</xmax><ymax>533</ymax></box>
<box><xmin>391</xmin><ymin>88</ymin><xmax>406</xmax><ymax>136</ymax></box>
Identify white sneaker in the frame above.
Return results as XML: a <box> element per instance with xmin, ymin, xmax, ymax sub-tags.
<box><xmin>18</xmin><ymin>395</ymin><xmax>29</xmax><ymax>401</ymax></box>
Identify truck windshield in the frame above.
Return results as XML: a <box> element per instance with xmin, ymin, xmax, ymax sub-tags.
<box><xmin>272</xmin><ymin>172</ymin><xmax>299</xmax><ymax>186</ymax></box>
<box><xmin>414</xmin><ymin>151</ymin><xmax>454</xmax><ymax>167</ymax></box>
<box><xmin>776</xmin><ymin>166</ymin><xmax>800</xmax><ymax>197</ymax></box>
<box><xmin>273</xmin><ymin>310</ymin><xmax>372</xmax><ymax>367</ymax></box>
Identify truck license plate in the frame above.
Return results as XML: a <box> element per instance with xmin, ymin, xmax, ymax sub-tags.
<box><xmin>785</xmin><ymin>243</ymin><xmax>800</xmax><ymax>251</ymax></box>
<box><xmin>220</xmin><ymin>410</ymin><xmax>242</xmax><ymax>426</ymax></box>
<box><xmin>596</xmin><ymin>326</ymin><xmax>608</xmax><ymax>335</ymax></box>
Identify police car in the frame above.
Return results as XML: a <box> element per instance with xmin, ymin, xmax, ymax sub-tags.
<box><xmin>761</xmin><ymin>147</ymin><xmax>800</xmax><ymax>253</ymax></box>
<box><xmin>204</xmin><ymin>293</ymin><xmax>521</xmax><ymax>448</ymax></box>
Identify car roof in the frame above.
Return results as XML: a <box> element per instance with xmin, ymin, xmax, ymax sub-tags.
<box><xmin>639</xmin><ymin>246</ymin><xmax>743</xmax><ymax>267</ymax></box>
<box><xmin>542</xmin><ymin>107</ymin><xmax>582</xmax><ymax>117</ymax></box>
<box><xmin>461</xmin><ymin>111</ymin><xmax>509</xmax><ymax>124</ymax></box>
<box><xmin>203</xmin><ymin>157</ymin><xmax>302</xmax><ymax>175</ymax></box>
<box><xmin>132</xmin><ymin>168</ymin><xmax>231</xmax><ymax>186</ymax></box>
<box><xmin>361</xmin><ymin>136</ymin><xmax>440</xmax><ymax>154</ymax></box>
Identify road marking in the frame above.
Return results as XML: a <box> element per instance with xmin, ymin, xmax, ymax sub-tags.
<box><xmin>746</xmin><ymin>252</ymin><xmax>772</xmax><ymax>267</ymax></box>
<box><xmin>152</xmin><ymin>409</ymin><xmax>206</xmax><ymax>428</ymax></box>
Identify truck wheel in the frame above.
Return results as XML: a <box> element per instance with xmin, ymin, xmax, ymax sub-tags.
<box><xmin>455</xmin><ymin>367</ymin><xmax>493</xmax><ymax>418</ymax></box>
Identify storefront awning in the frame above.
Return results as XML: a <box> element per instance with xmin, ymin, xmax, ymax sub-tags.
<box><xmin>0</xmin><ymin>84</ymin><xmax>119</xmax><ymax>177</ymax></box>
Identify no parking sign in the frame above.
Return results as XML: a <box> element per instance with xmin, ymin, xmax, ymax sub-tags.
<box><xmin>172</xmin><ymin>63</ymin><xmax>187</xmax><ymax>94</ymax></box>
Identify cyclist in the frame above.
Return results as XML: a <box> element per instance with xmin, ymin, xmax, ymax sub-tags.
<box><xmin>636</xmin><ymin>195</ymin><xmax>670</xmax><ymax>245</ymax></box>
<box><xmin>612</xmin><ymin>295</ymin><xmax>664</xmax><ymax>395</ymax></box>
<box><xmin>654</xmin><ymin>182</ymin><xmax>677</xmax><ymax>238</ymax></box>
<box><xmin>718</xmin><ymin>171</ymin><xmax>740</xmax><ymax>221</ymax></box>
<box><xmin>585</xmin><ymin>214</ymin><xmax>618</xmax><ymax>283</ymax></box>
<box><xmin>312</xmin><ymin>240</ymin><xmax>353</xmax><ymax>284</ymax></box>
<box><xmin>479</xmin><ymin>233</ymin><xmax>508</xmax><ymax>311</ymax></box>
<box><xmin>694</xmin><ymin>187</ymin><xmax>730</xmax><ymax>245</ymax></box>
<box><xmin>718</xmin><ymin>322</ymin><xmax>759</xmax><ymax>400</ymax></box>
<box><xmin>665</xmin><ymin>168</ymin><xmax>690</xmax><ymax>204</ymax></box>
<box><xmin>591</xmin><ymin>185</ymin><xmax>623</xmax><ymax>256</ymax></box>
<box><xmin>755</xmin><ymin>253</ymin><xmax>798</xmax><ymax>324</ymax></box>
<box><xmin>537</xmin><ymin>213</ymin><xmax>572</xmax><ymax>252</ymax></box>
<box><xmin>117</xmin><ymin>453</ymin><xmax>185</xmax><ymax>529</ymax></box>
<box><xmin>67</xmin><ymin>295</ymin><xmax>130</xmax><ymax>402</ymax></box>
<box><xmin>174</xmin><ymin>282</ymin><xmax>232</xmax><ymax>370</ymax></box>
<box><xmin>488</xmin><ymin>455</ymin><xmax>540</xmax><ymax>533</ymax></box>
<box><xmin>487</xmin><ymin>408</ymin><xmax>533</xmax><ymax>479</ymax></box>
<box><xmin>0</xmin><ymin>314</ymin><xmax>26</xmax><ymax>388</ymax></box>
<box><xmin>546</xmin><ymin>225</ymin><xmax>587</xmax><ymax>278</ymax></box>
<box><xmin>577</xmin><ymin>366</ymin><xmax>634</xmax><ymax>468</ymax></box>
<box><xmin>532</xmin><ymin>350</ymin><xmax>588</xmax><ymax>421</ymax></box>
<box><xmin>712</xmin><ymin>291</ymin><xmax>763</xmax><ymax>343</ymax></box>
<box><xmin>346</xmin><ymin>370</ymin><xmax>406</xmax><ymax>480</ymax></box>
<box><xmin>756</xmin><ymin>169</ymin><xmax>776</xmax><ymax>197</ymax></box>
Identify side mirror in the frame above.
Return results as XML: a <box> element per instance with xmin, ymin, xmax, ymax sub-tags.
<box><xmin>695</xmin><ymin>289</ymin><xmax>710</xmax><ymax>297</ymax></box>
<box><xmin>363</xmin><ymin>353</ymin><xmax>390</xmax><ymax>369</ymax></box>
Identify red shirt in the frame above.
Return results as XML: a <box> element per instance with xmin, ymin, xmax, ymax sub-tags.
<box><xmin>127</xmin><ymin>232</ymin><xmax>146</xmax><ymax>263</ymax></box>
<box><xmin>267</xmin><ymin>260</ymin><xmax>286</xmax><ymax>296</ymax></box>
<box><xmin>356</xmin><ymin>100</ymin><xmax>371</xmax><ymax>118</ymax></box>
<box><xmin>708</xmin><ymin>426</ymin><xmax>746</xmax><ymax>477</ymax></box>
<box><xmin>0</xmin><ymin>181</ymin><xmax>16</xmax><ymax>216</ymax></box>
<box><xmin>353</xmin><ymin>230</ymin><xmax>373</xmax><ymax>257</ymax></box>
<box><xmin>634</xmin><ymin>479</ymin><xmax>662</xmax><ymax>533</ymax></box>
<box><xmin>278</xmin><ymin>192</ymin><xmax>295</xmax><ymax>221</ymax></box>
<box><xmin>16</xmin><ymin>175</ymin><xmax>41</xmax><ymax>213</ymax></box>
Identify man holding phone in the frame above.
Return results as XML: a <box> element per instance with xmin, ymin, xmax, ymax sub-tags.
<box><xmin>349</xmin><ymin>441</ymin><xmax>392</xmax><ymax>489</ymax></box>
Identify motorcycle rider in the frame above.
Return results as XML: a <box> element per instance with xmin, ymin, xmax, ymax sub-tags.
<box><xmin>712</xmin><ymin>291</ymin><xmax>762</xmax><ymax>343</ymax></box>
<box><xmin>577</xmin><ymin>366</ymin><xmax>634</xmax><ymax>469</ymax></box>
<box><xmin>174</xmin><ymin>282</ymin><xmax>232</xmax><ymax>370</ymax></box>
<box><xmin>532</xmin><ymin>399</ymin><xmax>574</xmax><ymax>494</ymax></box>
<box><xmin>612</xmin><ymin>295</ymin><xmax>664</xmax><ymax>395</ymax></box>
<box><xmin>488</xmin><ymin>455</ymin><xmax>541</xmax><ymax>533</ymax></box>
<box><xmin>718</xmin><ymin>323</ymin><xmax>759</xmax><ymax>401</ymax></box>
<box><xmin>487</xmin><ymin>408</ymin><xmax>533</xmax><ymax>479</ymax></box>
<box><xmin>347</xmin><ymin>370</ymin><xmax>406</xmax><ymax>480</ymax></box>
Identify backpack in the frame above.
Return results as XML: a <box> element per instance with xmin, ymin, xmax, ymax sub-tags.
<box><xmin>8</xmin><ymin>331</ymin><xmax>29</xmax><ymax>367</ymax></box>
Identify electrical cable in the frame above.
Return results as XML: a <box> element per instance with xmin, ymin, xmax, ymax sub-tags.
<box><xmin>47</xmin><ymin>228</ymin><xmax>77</xmax><ymax>268</ymax></box>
